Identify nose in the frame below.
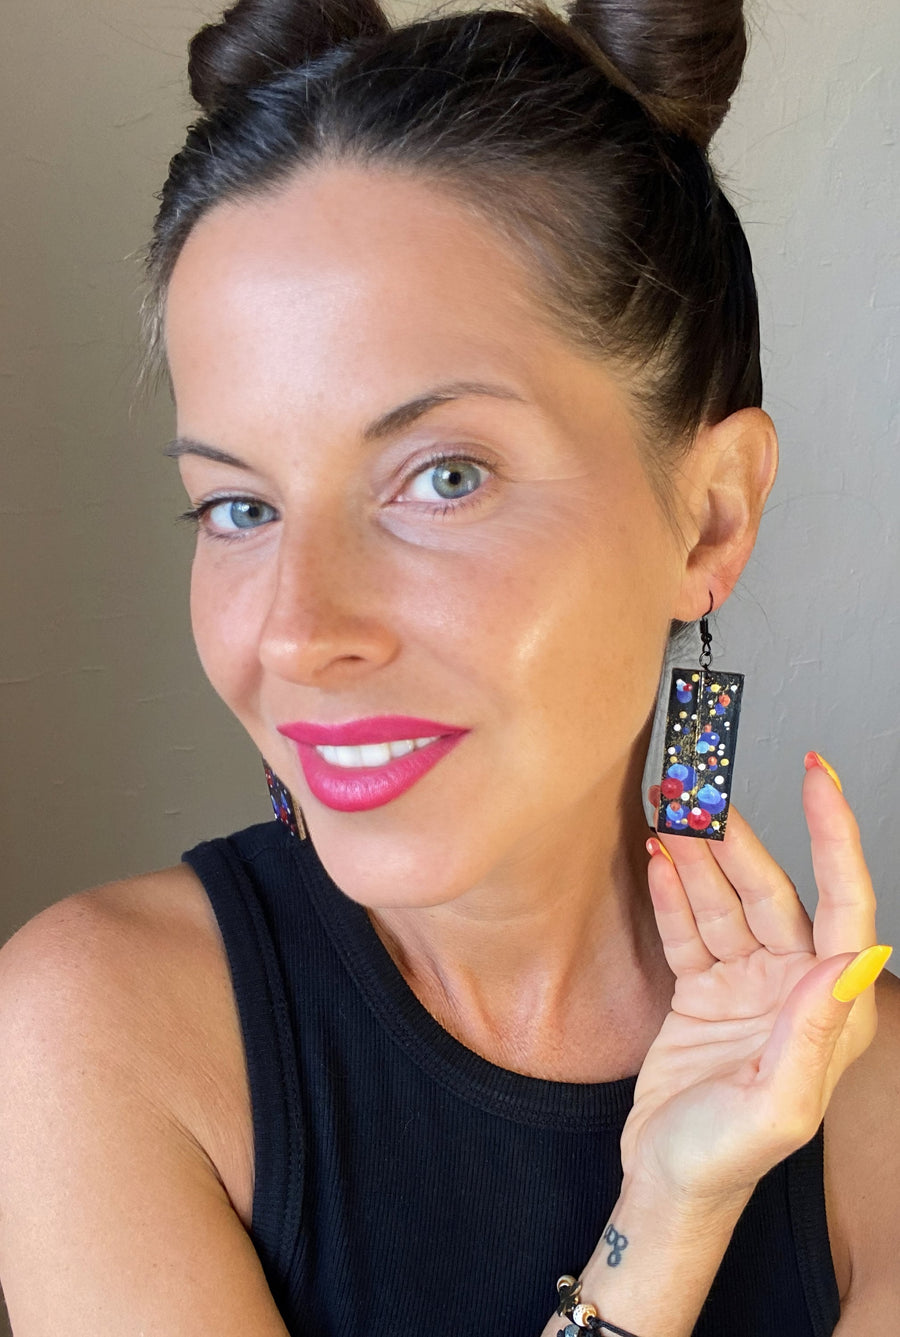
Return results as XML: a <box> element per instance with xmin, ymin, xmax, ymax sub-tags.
<box><xmin>257</xmin><ymin>515</ymin><xmax>400</xmax><ymax>685</ymax></box>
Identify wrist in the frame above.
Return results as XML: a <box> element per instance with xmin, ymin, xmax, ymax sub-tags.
<box><xmin>540</xmin><ymin>1178</ymin><xmax>753</xmax><ymax>1337</ymax></box>
<box><xmin>617</xmin><ymin>1167</ymin><xmax>755</xmax><ymax>1227</ymax></box>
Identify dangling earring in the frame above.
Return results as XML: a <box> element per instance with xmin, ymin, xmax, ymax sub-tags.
<box><xmin>262</xmin><ymin>758</ymin><xmax>308</xmax><ymax>840</ymax></box>
<box><xmin>655</xmin><ymin>593</ymin><xmax>745</xmax><ymax>841</ymax></box>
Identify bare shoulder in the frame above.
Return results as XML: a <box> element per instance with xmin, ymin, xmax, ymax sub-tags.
<box><xmin>823</xmin><ymin>968</ymin><xmax>900</xmax><ymax>1322</ymax></box>
<box><xmin>0</xmin><ymin>863</ymin><xmax>254</xmax><ymax>1229</ymax></box>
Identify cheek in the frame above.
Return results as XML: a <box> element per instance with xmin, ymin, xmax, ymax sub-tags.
<box><xmin>425</xmin><ymin>485</ymin><xmax>673</xmax><ymax>733</ymax></box>
<box><xmin>479</xmin><ymin>493</ymin><xmax>676</xmax><ymax>763</ymax></box>
<box><xmin>188</xmin><ymin>548</ymin><xmax>265</xmax><ymax>707</ymax></box>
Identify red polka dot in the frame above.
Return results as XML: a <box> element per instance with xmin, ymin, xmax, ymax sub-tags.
<box><xmin>661</xmin><ymin>777</ymin><xmax>683</xmax><ymax>799</ymax></box>
<box><xmin>688</xmin><ymin>809</ymin><xmax>712</xmax><ymax>830</ymax></box>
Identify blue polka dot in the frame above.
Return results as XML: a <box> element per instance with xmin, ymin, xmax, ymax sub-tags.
<box><xmin>697</xmin><ymin>784</ymin><xmax>727</xmax><ymax>814</ymax></box>
<box><xmin>667</xmin><ymin>762</ymin><xmax>697</xmax><ymax>789</ymax></box>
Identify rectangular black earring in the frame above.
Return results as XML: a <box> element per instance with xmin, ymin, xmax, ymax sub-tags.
<box><xmin>263</xmin><ymin>758</ymin><xmax>308</xmax><ymax>840</ymax></box>
<box><xmin>656</xmin><ymin>599</ymin><xmax>745</xmax><ymax>841</ymax></box>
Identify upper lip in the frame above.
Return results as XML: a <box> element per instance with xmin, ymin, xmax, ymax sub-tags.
<box><xmin>276</xmin><ymin>715</ymin><xmax>468</xmax><ymax>746</ymax></box>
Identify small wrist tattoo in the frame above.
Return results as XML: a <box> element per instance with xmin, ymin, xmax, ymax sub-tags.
<box><xmin>603</xmin><ymin>1223</ymin><xmax>629</xmax><ymax>1267</ymax></box>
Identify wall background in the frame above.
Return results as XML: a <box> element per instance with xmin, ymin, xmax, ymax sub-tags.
<box><xmin>1</xmin><ymin>0</ymin><xmax>897</xmax><ymax>1329</ymax></box>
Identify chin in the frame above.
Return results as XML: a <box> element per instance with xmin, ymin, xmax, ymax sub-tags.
<box><xmin>307</xmin><ymin>817</ymin><xmax>495</xmax><ymax>911</ymax></box>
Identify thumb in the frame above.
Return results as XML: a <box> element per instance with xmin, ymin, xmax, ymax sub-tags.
<box><xmin>759</xmin><ymin>947</ymin><xmax>890</xmax><ymax>1111</ymax></box>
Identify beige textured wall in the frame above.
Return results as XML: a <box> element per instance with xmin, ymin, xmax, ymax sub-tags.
<box><xmin>2</xmin><ymin>0</ymin><xmax>244</xmax><ymax>953</ymax></box>
<box><xmin>2</xmin><ymin>3</ymin><xmax>429</xmax><ymax>949</ymax></box>
<box><xmin>2</xmin><ymin>1</ymin><xmax>897</xmax><ymax>1331</ymax></box>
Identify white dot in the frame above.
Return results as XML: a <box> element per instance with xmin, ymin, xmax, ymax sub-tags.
<box><xmin>691</xmin><ymin>714</ymin><xmax>698</xmax><ymax>721</ymax></box>
<box><xmin>681</xmin><ymin>791</ymin><xmax>691</xmax><ymax>801</ymax></box>
<box><xmin>698</xmin><ymin>763</ymin><xmax>706</xmax><ymax>770</ymax></box>
<box><xmin>724</xmin><ymin>722</ymin><xmax>731</xmax><ymax>729</ymax></box>
<box><xmin>692</xmin><ymin>807</ymin><xmax>702</xmax><ymax>817</ymax></box>
<box><xmin>668</xmin><ymin>747</ymin><xmax>676</xmax><ymax>755</ymax></box>
<box><xmin>673</xmin><ymin>724</ymin><xmax>682</xmax><ymax>732</ymax></box>
<box><xmin>715</xmin><ymin>776</ymin><xmax>724</xmax><ymax>785</ymax></box>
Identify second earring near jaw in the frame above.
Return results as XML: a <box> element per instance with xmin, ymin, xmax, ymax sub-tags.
<box><xmin>655</xmin><ymin>592</ymin><xmax>745</xmax><ymax>842</ymax></box>
<box><xmin>263</xmin><ymin>757</ymin><xmax>308</xmax><ymax>840</ymax></box>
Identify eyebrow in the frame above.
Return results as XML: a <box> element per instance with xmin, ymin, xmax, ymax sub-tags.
<box><xmin>161</xmin><ymin>379</ymin><xmax>528</xmax><ymax>468</ymax></box>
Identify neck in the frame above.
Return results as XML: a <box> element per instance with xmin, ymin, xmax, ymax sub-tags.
<box><xmin>366</xmin><ymin>721</ymin><xmax>675</xmax><ymax>1081</ymax></box>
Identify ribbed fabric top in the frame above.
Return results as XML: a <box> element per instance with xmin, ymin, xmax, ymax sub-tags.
<box><xmin>181</xmin><ymin>819</ymin><xmax>841</xmax><ymax>1336</ymax></box>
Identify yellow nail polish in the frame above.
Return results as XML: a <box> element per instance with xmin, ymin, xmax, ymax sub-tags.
<box><xmin>832</xmin><ymin>945</ymin><xmax>893</xmax><ymax>1002</ymax></box>
<box><xmin>814</xmin><ymin>752</ymin><xmax>843</xmax><ymax>793</ymax></box>
<box><xmin>651</xmin><ymin>839</ymin><xmax>675</xmax><ymax>865</ymax></box>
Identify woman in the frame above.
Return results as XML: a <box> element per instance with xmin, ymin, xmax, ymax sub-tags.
<box><xmin>0</xmin><ymin>0</ymin><xmax>896</xmax><ymax>1332</ymax></box>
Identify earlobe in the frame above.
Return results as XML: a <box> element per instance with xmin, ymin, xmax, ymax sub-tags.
<box><xmin>673</xmin><ymin>407</ymin><xmax>779</xmax><ymax>620</ymax></box>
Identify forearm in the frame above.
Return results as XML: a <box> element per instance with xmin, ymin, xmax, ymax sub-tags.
<box><xmin>537</xmin><ymin>1175</ymin><xmax>753</xmax><ymax>1337</ymax></box>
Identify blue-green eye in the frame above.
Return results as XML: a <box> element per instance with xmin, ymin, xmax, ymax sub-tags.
<box><xmin>403</xmin><ymin>455</ymin><xmax>491</xmax><ymax>506</ymax></box>
<box><xmin>434</xmin><ymin>460</ymin><xmax>483</xmax><ymax>500</ymax></box>
<box><xmin>177</xmin><ymin>496</ymin><xmax>277</xmax><ymax>541</ymax></box>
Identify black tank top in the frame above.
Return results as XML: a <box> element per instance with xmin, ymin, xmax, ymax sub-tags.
<box><xmin>181</xmin><ymin>819</ymin><xmax>841</xmax><ymax>1336</ymax></box>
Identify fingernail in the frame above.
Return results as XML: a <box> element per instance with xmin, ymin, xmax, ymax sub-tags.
<box><xmin>804</xmin><ymin>751</ymin><xmax>843</xmax><ymax>793</ymax></box>
<box><xmin>832</xmin><ymin>945</ymin><xmax>893</xmax><ymax>1002</ymax></box>
<box><xmin>646</xmin><ymin>837</ymin><xmax>675</xmax><ymax>865</ymax></box>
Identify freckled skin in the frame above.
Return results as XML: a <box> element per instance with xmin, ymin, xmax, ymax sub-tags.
<box><xmin>165</xmin><ymin>163</ymin><xmax>773</xmax><ymax>1055</ymax></box>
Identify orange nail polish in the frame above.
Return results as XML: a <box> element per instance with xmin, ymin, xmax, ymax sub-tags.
<box><xmin>646</xmin><ymin>838</ymin><xmax>675</xmax><ymax>865</ymax></box>
<box><xmin>804</xmin><ymin>751</ymin><xmax>843</xmax><ymax>793</ymax></box>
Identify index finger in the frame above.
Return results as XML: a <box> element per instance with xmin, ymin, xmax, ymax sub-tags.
<box><xmin>802</xmin><ymin>754</ymin><xmax>877</xmax><ymax>958</ymax></box>
<box><xmin>649</xmin><ymin>783</ymin><xmax>814</xmax><ymax>956</ymax></box>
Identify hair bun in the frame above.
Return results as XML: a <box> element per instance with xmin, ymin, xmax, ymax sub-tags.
<box><xmin>188</xmin><ymin>0</ymin><xmax>390</xmax><ymax>113</ymax></box>
<box><xmin>564</xmin><ymin>0</ymin><xmax>747</xmax><ymax>148</ymax></box>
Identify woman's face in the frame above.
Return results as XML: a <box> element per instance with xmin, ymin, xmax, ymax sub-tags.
<box><xmin>165</xmin><ymin>164</ymin><xmax>692</xmax><ymax>907</ymax></box>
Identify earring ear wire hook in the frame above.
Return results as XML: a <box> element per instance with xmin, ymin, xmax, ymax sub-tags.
<box><xmin>699</xmin><ymin>590</ymin><xmax>715</xmax><ymax>669</ymax></box>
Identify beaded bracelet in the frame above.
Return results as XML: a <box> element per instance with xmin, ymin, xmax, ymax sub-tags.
<box><xmin>555</xmin><ymin>1274</ymin><xmax>640</xmax><ymax>1337</ymax></box>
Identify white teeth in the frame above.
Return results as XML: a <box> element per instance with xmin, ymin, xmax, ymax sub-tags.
<box><xmin>359</xmin><ymin>743</ymin><xmax>392</xmax><ymax>767</ymax></box>
<box><xmin>316</xmin><ymin>737</ymin><xmax>439</xmax><ymax>768</ymax></box>
<box><xmin>386</xmin><ymin>738</ymin><xmax>416</xmax><ymax>758</ymax></box>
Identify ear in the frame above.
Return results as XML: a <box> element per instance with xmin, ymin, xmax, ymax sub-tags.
<box><xmin>671</xmin><ymin>407</ymin><xmax>779</xmax><ymax>621</ymax></box>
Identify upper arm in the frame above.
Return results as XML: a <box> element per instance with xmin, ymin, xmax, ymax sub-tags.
<box><xmin>0</xmin><ymin>890</ymin><xmax>290</xmax><ymax>1337</ymax></box>
<box><xmin>827</xmin><ymin>969</ymin><xmax>900</xmax><ymax>1332</ymax></box>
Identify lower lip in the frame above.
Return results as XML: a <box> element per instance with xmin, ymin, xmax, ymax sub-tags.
<box><xmin>293</xmin><ymin>734</ymin><xmax>466</xmax><ymax>812</ymax></box>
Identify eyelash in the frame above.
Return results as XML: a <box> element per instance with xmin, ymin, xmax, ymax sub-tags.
<box><xmin>176</xmin><ymin>450</ymin><xmax>499</xmax><ymax>543</ymax></box>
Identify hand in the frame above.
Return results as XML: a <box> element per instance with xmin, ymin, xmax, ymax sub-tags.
<box><xmin>621</xmin><ymin>755</ymin><xmax>890</xmax><ymax>1209</ymax></box>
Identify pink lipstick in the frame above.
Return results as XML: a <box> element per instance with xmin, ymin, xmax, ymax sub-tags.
<box><xmin>276</xmin><ymin>716</ymin><xmax>469</xmax><ymax>813</ymax></box>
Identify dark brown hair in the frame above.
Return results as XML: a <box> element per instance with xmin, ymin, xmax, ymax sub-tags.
<box><xmin>144</xmin><ymin>0</ymin><xmax>761</xmax><ymax>462</ymax></box>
